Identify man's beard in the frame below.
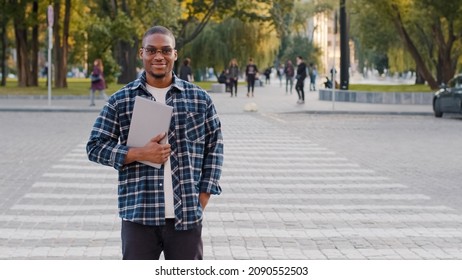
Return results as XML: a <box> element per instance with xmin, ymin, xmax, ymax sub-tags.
<box><xmin>151</xmin><ymin>72</ymin><xmax>167</xmax><ymax>79</ymax></box>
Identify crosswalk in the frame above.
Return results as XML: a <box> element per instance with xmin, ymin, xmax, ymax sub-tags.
<box><xmin>204</xmin><ymin>114</ymin><xmax>462</xmax><ymax>259</ymax></box>
<box><xmin>2</xmin><ymin>113</ymin><xmax>462</xmax><ymax>259</ymax></box>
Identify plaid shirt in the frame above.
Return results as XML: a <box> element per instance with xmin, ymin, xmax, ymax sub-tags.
<box><xmin>86</xmin><ymin>72</ymin><xmax>223</xmax><ymax>230</ymax></box>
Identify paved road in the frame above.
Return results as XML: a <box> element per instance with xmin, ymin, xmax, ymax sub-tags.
<box><xmin>1</xmin><ymin>82</ymin><xmax>462</xmax><ymax>259</ymax></box>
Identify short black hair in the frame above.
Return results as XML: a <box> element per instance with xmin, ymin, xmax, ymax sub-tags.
<box><xmin>142</xmin><ymin>26</ymin><xmax>176</xmax><ymax>47</ymax></box>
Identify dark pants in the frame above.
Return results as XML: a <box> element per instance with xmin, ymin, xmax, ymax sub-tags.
<box><xmin>296</xmin><ymin>79</ymin><xmax>305</xmax><ymax>101</ymax></box>
<box><xmin>121</xmin><ymin>219</ymin><xmax>203</xmax><ymax>260</ymax></box>
<box><xmin>230</xmin><ymin>78</ymin><xmax>238</xmax><ymax>95</ymax></box>
<box><xmin>247</xmin><ymin>75</ymin><xmax>256</xmax><ymax>93</ymax></box>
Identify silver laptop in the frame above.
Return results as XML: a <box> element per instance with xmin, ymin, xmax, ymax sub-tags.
<box><xmin>126</xmin><ymin>96</ymin><xmax>173</xmax><ymax>168</ymax></box>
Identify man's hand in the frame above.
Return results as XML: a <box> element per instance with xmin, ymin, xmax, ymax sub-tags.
<box><xmin>199</xmin><ymin>193</ymin><xmax>211</xmax><ymax>210</ymax></box>
<box><xmin>124</xmin><ymin>132</ymin><xmax>171</xmax><ymax>165</ymax></box>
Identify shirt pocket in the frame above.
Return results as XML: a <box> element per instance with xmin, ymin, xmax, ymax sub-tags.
<box><xmin>185</xmin><ymin>111</ymin><xmax>206</xmax><ymax>143</ymax></box>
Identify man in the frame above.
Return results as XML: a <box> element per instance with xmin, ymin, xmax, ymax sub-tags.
<box><xmin>309</xmin><ymin>63</ymin><xmax>317</xmax><ymax>91</ymax></box>
<box><xmin>86</xmin><ymin>26</ymin><xmax>224</xmax><ymax>260</ymax></box>
<box><xmin>228</xmin><ymin>58</ymin><xmax>239</xmax><ymax>97</ymax></box>
<box><xmin>284</xmin><ymin>60</ymin><xmax>295</xmax><ymax>95</ymax></box>
<box><xmin>245</xmin><ymin>58</ymin><xmax>259</xmax><ymax>97</ymax></box>
<box><xmin>179</xmin><ymin>57</ymin><xmax>193</xmax><ymax>82</ymax></box>
<box><xmin>295</xmin><ymin>56</ymin><xmax>307</xmax><ymax>104</ymax></box>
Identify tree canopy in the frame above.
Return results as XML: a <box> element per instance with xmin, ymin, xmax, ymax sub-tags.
<box><xmin>2</xmin><ymin>0</ymin><xmax>462</xmax><ymax>89</ymax></box>
<box><xmin>350</xmin><ymin>0</ymin><xmax>462</xmax><ymax>89</ymax></box>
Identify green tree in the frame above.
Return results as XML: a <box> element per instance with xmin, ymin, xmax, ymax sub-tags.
<box><xmin>278</xmin><ymin>0</ymin><xmax>327</xmax><ymax>68</ymax></box>
<box><xmin>349</xmin><ymin>0</ymin><xmax>398</xmax><ymax>75</ymax></box>
<box><xmin>351</xmin><ymin>0</ymin><xmax>462</xmax><ymax>89</ymax></box>
<box><xmin>0</xmin><ymin>0</ymin><xmax>11</xmax><ymax>86</ymax></box>
<box><xmin>52</xmin><ymin>0</ymin><xmax>71</xmax><ymax>88</ymax></box>
<box><xmin>269</xmin><ymin>0</ymin><xmax>296</xmax><ymax>65</ymax></box>
<box><xmin>179</xmin><ymin>1</ymin><xmax>282</xmax><ymax>79</ymax></box>
<box><xmin>11</xmin><ymin>0</ymin><xmax>40</xmax><ymax>87</ymax></box>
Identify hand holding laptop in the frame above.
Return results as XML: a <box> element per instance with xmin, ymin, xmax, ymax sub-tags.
<box><xmin>143</xmin><ymin>132</ymin><xmax>171</xmax><ymax>163</ymax></box>
<box><xmin>124</xmin><ymin>132</ymin><xmax>170</xmax><ymax>166</ymax></box>
<box><xmin>126</xmin><ymin>96</ymin><xmax>174</xmax><ymax>168</ymax></box>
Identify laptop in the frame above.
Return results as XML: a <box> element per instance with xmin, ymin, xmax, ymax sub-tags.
<box><xmin>126</xmin><ymin>95</ymin><xmax>174</xmax><ymax>168</ymax></box>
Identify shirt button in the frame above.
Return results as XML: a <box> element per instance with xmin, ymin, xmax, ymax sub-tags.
<box><xmin>159</xmin><ymin>183</ymin><xmax>163</xmax><ymax>186</ymax></box>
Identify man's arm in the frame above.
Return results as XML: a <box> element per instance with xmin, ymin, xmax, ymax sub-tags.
<box><xmin>87</xmin><ymin>102</ymin><xmax>171</xmax><ymax>169</ymax></box>
<box><xmin>198</xmin><ymin>98</ymin><xmax>224</xmax><ymax>195</ymax></box>
<box><xmin>87</xmin><ymin>103</ymin><xmax>128</xmax><ymax>170</ymax></box>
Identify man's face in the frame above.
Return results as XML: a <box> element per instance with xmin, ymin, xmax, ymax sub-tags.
<box><xmin>140</xmin><ymin>33</ymin><xmax>177</xmax><ymax>84</ymax></box>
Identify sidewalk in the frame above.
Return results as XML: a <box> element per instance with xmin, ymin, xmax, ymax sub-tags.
<box><xmin>0</xmin><ymin>82</ymin><xmax>433</xmax><ymax>115</ymax></box>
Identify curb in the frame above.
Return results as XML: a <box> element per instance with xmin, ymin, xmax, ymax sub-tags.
<box><xmin>0</xmin><ymin>107</ymin><xmax>101</xmax><ymax>113</ymax></box>
<box><xmin>0</xmin><ymin>106</ymin><xmax>434</xmax><ymax>116</ymax></box>
<box><xmin>280</xmin><ymin>110</ymin><xmax>434</xmax><ymax>116</ymax></box>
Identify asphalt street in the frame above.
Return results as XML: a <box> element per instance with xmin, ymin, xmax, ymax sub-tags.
<box><xmin>1</xmin><ymin>81</ymin><xmax>462</xmax><ymax>260</ymax></box>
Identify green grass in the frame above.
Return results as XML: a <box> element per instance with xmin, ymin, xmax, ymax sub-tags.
<box><xmin>0</xmin><ymin>78</ymin><xmax>433</xmax><ymax>96</ymax></box>
<box><xmin>0</xmin><ymin>78</ymin><xmax>118</xmax><ymax>96</ymax></box>
<box><xmin>0</xmin><ymin>78</ymin><xmax>217</xmax><ymax>96</ymax></box>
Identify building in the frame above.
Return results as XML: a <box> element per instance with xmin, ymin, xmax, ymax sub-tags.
<box><xmin>307</xmin><ymin>8</ymin><xmax>357</xmax><ymax>82</ymax></box>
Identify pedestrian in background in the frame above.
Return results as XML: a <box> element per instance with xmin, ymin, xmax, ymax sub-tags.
<box><xmin>284</xmin><ymin>60</ymin><xmax>295</xmax><ymax>95</ymax></box>
<box><xmin>295</xmin><ymin>56</ymin><xmax>307</xmax><ymax>104</ymax></box>
<box><xmin>89</xmin><ymin>58</ymin><xmax>108</xmax><ymax>106</ymax></box>
<box><xmin>309</xmin><ymin>63</ymin><xmax>317</xmax><ymax>91</ymax></box>
<box><xmin>228</xmin><ymin>58</ymin><xmax>239</xmax><ymax>97</ymax></box>
<box><xmin>246</xmin><ymin>58</ymin><xmax>259</xmax><ymax>97</ymax></box>
<box><xmin>86</xmin><ymin>25</ymin><xmax>224</xmax><ymax>260</ymax></box>
<box><xmin>263</xmin><ymin>67</ymin><xmax>271</xmax><ymax>85</ymax></box>
<box><xmin>179</xmin><ymin>57</ymin><xmax>194</xmax><ymax>82</ymax></box>
<box><xmin>277</xmin><ymin>64</ymin><xmax>284</xmax><ymax>87</ymax></box>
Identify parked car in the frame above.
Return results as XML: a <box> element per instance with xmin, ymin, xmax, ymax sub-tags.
<box><xmin>433</xmin><ymin>74</ymin><xmax>462</xmax><ymax>117</ymax></box>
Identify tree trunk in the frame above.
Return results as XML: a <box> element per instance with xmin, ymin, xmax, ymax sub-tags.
<box><xmin>30</xmin><ymin>0</ymin><xmax>38</xmax><ymax>87</ymax></box>
<box><xmin>114</xmin><ymin>0</ymin><xmax>137</xmax><ymax>84</ymax></box>
<box><xmin>12</xmin><ymin>0</ymin><xmax>32</xmax><ymax>87</ymax></box>
<box><xmin>414</xmin><ymin>66</ymin><xmax>425</xmax><ymax>84</ymax></box>
<box><xmin>1</xmin><ymin>0</ymin><xmax>8</xmax><ymax>86</ymax></box>
<box><xmin>390</xmin><ymin>4</ymin><xmax>438</xmax><ymax>89</ymax></box>
<box><xmin>1</xmin><ymin>17</ymin><xmax>6</xmax><ymax>86</ymax></box>
<box><xmin>14</xmin><ymin>19</ymin><xmax>29</xmax><ymax>87</ymax></box>
<box><xmin>116</xmin><ymin>39</ymin><xmax>138</xmax><ymax>84</ymax></box>
<box><xmin>12</xmin><ymin>0</ymin><xmax>39</xmax><ymax>87</ymax></box>
<box><xmin>433</xmin><ymin>20</ymin><xmax>456</xmax><ymax>85</ymax></box>
<box><xmin>53</xmin><ymin>0</ymin><xmax>70</xmax><ymax>88</ymax></box>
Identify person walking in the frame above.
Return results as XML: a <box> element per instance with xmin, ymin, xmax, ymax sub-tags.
<box><xmin>86</xmin><ymin>26</ymin><xmax>224</xmax><ymax>260</ymax></box>
<box><xmin>284</xmin><ymin>60</ymin><xmax>295</xmax><ymax>95</ymax></box>
<box><xmin>309</xmin><ymin>63</ymin><xmax>317</xmax><ymax>91</ymax></box>
<box><xmin>89</xmin><ymin>58</ymin><xmax>108</xmax><ymax>106</ymax></box>
<box><xmin>295</xmin><ymin>56</ymin><xmax>307</xmax><ymax>104</ymax></box>
<box><xmin>263</xmin><ymin>67</ymin><xmax>271</xmax><ymax>85</ymax></box>
<box><xmin>246</xmin><ymin>58</ymin><xmax>259</xmax><ymax>97</ymax></box>
<box><xmin>277</xmin><ymin>64</ymin><xmax>284</xmax><ymax>87</ymax></box>
<box><xmin>179</xmin><ymin>57</ymin><xmax>194</xmax><ymax>82</ymax></box>
<box><xmin>228</xmin><ymin>58</ymin><xmax>239</xmax><ymax>97</ymax></box>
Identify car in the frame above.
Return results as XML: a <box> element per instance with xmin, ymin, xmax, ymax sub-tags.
<box><xmin>433</xmin><ymin>74</ymin><xmax>462</xmax><ymax>117</ymax></box>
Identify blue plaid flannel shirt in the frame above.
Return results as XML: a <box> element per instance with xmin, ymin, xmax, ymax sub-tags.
<box><xmin>86</xmin><ymin>72</ymin><xmax>223</xmax><ymax>230</ymax></box>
